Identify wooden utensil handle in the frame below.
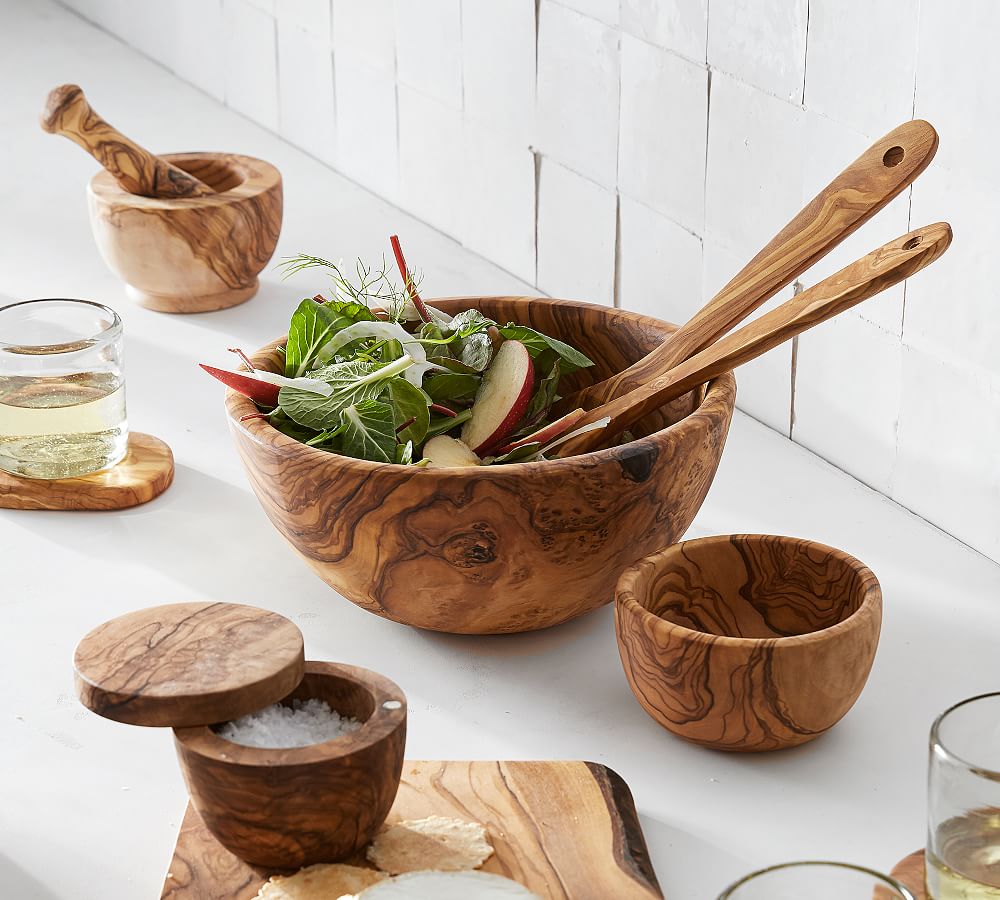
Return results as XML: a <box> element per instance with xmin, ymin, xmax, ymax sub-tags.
<box><xmin>567</xmin><ymin>120</ymin><xmax>938</xmax><ymax>411</ymax></box>
<box><xmin>40</xmin><ymin>84</ymin><xmax>215</xmax><ymax>199</ymax></box>
<box><xmin>557</xmin><ymin>222</ymin><xmax>952</xmax><ymax>457</ymax></box>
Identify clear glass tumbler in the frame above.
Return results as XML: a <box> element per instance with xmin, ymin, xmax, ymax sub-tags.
<box><xmin>927</xmin><ymin>692</ymin><xmax>1000</xmax><ymax>899</ymax></box>
<box><xmin>0</xmin><ymin>299</ymin><xmax>128</xmax><ymax>479</ymax></box>
<box><xmin>717</xmin><ymin>861</ymin><xmax>917</xmax><ymax>899</ymax></box>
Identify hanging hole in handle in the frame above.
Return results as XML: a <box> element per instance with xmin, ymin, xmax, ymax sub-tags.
<box><xmin>883</xmin><ymin>146</ymin><xmax>905</xmax><ymax>167</ymax></box>
<box><xmin>903</xmin><ymin>236</ymin><xmax>922</xmax><ymax>250</ymax></box>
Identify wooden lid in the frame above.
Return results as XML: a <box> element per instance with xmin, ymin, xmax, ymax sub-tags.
<box><xmin>73</xmin><ymin>602</ymin><xmax>305</xmax><ymax>727</ymax></box>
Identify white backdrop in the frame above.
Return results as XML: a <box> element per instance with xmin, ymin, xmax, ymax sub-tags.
<box><xmin>57</xmin><ymin>0</ymin><xmax>999</xmax><ymax>563</ymax></box>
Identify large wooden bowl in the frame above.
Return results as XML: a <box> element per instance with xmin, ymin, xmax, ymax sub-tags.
<box><xmin>173</xmin><ymin>662</ymin><xmax>406</xmax><ymax>867</ymax></box>
<box><xmin>615</xmin><ymin>534</ymin><xmax>883</xmax><ymax>751</ymax></box>
<box><xmin>226</xmin><ymin>297</ymin><xmax>737</xmax><ymax>634</ymax></box>
<box><xmin>88</xmin><ymin>152</ymin><xmax>282</xmax><ymax>313</ymax></box>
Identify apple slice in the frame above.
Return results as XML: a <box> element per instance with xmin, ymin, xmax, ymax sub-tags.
<box><xmin>490</xmin><ymin>408</ymin><xmax>587</xmax><ymax>456</ymax></box>
<box><xmin>422</xmin><ymin>435</ymin><xmax>481</xmax><ymax>468</ymax></box>
<box><xmin>200</xmin><ymin>364</ymin><xmax>281</xmax><ymax>406</ymax></box>
<box><xmin>461</xmin><ymin>340</ymin><xmax>534</xmax><ymax>453</ymax></box>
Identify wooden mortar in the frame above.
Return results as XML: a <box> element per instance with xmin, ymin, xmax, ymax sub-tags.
<box><xmin>615</xmin><ymin>534</ymin><xmax>883</xmax><ymax>751</ymax></box>
<box><xmin>226</xmin><ymin>297</ymin><xmax>737</xmax><ymax>635</ymax></box>
<box><xmin>88</xmin><ymin>152</ymin><xmax>282</xmax><ymax>313</ymax></box>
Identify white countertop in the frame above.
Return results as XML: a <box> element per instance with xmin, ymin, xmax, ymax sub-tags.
<box><xmin>3</xmin><ymin>3</ymin><xmax>1000</xmax><ymax>898</ymax></box>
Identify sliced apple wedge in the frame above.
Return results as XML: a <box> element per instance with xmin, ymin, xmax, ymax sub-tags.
<box><xmin>490</xmin><ymin>408</ymin><xmax>587</xmax><ymax>456</ymax></box>
<box><xmin>422</xmin><ymin>435</ymin><xmax>482</xmax><ymax>468</ymax></box>
<box><xmin>461</xmin><ymin>340</ymin><xmax>534</xmax><ymax>453</ymax></box>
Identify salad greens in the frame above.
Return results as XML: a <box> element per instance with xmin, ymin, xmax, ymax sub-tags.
<box><xmin>202</xmin><ymin>236</ymin><xmax>606</xmax><ymax>467</ymax></box>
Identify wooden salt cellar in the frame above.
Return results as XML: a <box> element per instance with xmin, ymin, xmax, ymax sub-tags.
<box><xmin>0</xmin><ymin>431</ymin><xmax>173</xmax><ymax>511</ymax></box>
<box><xmin>74</xmin><ymin>602</ymin><xmax>407</xmax><ymax>868</ymax></box>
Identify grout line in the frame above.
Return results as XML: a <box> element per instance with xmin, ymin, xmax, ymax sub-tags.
<box><xmin>788</xmin><ymin>280</ymin><xmax>804</xmax><ymax>438</ymax></box>
<box><xmin>612</xmin><ymin>193</ymin><xmax>622</xmax><ymax>308</ymax></box>
<box><xmin>533</xmin><ymin>151</ymin><xmax>542</xmax><ymax>286</ymax></box>
<box><xmin>800</xmin><ymin>0</ymin><xmax>810</xmax><ymax>106</ymax></box>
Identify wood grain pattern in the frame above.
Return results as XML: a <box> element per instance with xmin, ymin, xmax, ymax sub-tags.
<box><xmin>558</xmin><ymin>222</ymin><xmax>952</xmax><ymax>455</ymax></box>
<box><xmin>74</xmin><ymin>602</ymin><xmax>305</xmax><ymax>727</ymax></box>
<box><xmin>41</xmin><ymin>84</ymin><xmax>215</xmax><ymax>199</ymax></box>
<box><xmin>161</xmin><ymin>760</ymin><xmax>662</xmax><ymax>899</ymax></box>
<box><xmin>173</xmin><ymin>662</ymin><xmax>407</xmax><ymax>868</ymax></box>
<box><xmin>226</xmin><ymin>297</ymin><xmax>737</xmax><ymax>634</ymax></box>
<box><xmin>615</xmin><ymin>534</ymin><xmax>882</xmax><ymax>752</ymax></box>
<box><xmin>890</xmin><ymin>850</ymin><xmax>927</xmax><ymax>900</ymax></box>
<box><xmin>0</xmin><ymin>431</ymin><xmax>173</xmax><ymax>510</ymax></box>
<box><xmin>88</xmin><ymin>152</ymin><xmax>282</xmax><ymax>313</ymax></box>
<box><xmin>562</xmin><ymin>119</ymin><xmax>939</xmax><ymax>412</ymax></box>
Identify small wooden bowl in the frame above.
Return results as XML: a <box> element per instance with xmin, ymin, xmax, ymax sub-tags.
<box><xmin>615</xmin><ymin>534</ymin><xmax>882</xmax><ymax>751</ymax></box>
<box><xmin>226</xmin><ymin>297</ymin><xmax>737</xmax><ymax>634</ymax></box>
<box><xmin>173</xmin><ymin>662</ymin><xmax>406</xmax><ymax>867</ymax></box>
<box><xmin>88</xmin><ymin>152</ymin><xmax>282</xmax><ymax>313</ymax></box>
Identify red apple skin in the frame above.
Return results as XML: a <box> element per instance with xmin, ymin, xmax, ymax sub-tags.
<box><xmin>200</xmin><ymin>364</ymin><xmax>280</xmax><ymax>406</ymax></box>
<box><xmin>490</xmin><ymin>408</ymin><xmax>586</xmax><ymax>456</ymax></box>
<box><xmin>461</xmin><ymin>341</ymin><xmax>534</xmax><ymax>454</ymax></box>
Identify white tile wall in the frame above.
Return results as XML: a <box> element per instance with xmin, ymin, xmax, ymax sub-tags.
<box><xmin>618</xmin><ymin>33</ymin><xmax>707</xmax><ymax>234</ymax></box>
<box><xmin>536</xmin><ymin>1</ymin><xmax>620</xmax><ymax>187</ymax></box>
<box><xmin>620</xmin><ymin>0</ymin><xmax>708</xmax><ymax>64</ymax></box>
<box><xmin>537</xmin><ymin>160</ymin><xmax>616</xmax><ymax>304</ymax></box>
<box><xmin>461</xmin><ymin>0</ymin><xmax>536</xmax><ymax>144</ymax></box>
<box><xmin>62</xmin><ymin>0</ymin><xmax>1000</xmax><ymax>564</ymax></box>
<box><xmin>277</xmin><ymin>21</ymin><xmax>336</xmax><ymax>165</ymax></box>
<box><xmin>708</xmin><ymin>0</ymin><xmax>807</xmax><ymax>102</ymax></box>
<box><xmin>618</xmin><ymin>196</ymin><xmax>702</xmax><ymax>325</ymax></box>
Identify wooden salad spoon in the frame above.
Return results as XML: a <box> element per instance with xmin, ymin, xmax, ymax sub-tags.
<box><xmin>555</xmin><ymin>120</ymin><xmax>938</xmax><ymax>416</ymax></box>
<box><xmin>556</xmin><ymin>221</ymin><xmax>952</xmax><ymax>457</ymax></box>
<box><xmin>41</xmin><ymin>84</ymin><xmax>215</xmax><ymax>199</ymax></box>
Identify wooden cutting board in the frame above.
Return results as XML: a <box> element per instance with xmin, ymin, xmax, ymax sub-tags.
<box><xmin>161</xmin><ymin>760</ymin><xmax>663</xmax><ymax>899</ymax></box>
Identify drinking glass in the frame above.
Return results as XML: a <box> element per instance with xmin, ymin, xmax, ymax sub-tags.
<box><xmin>0</xmin><ymin>299</ymin><xmax>128</xmax><ymax>478</ymax></box>
<box><xmin>717</xmin><ymin>861</ymin><xmax>917</xmax><ymax>899</ymax></box>
<box><xmin>927</xmin><ymin>692</ymin><xmax>1000</xmax><ymax>898</ymax></box>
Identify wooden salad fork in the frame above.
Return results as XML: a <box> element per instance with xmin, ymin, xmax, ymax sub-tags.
<box><xmin>556</xmin><ymin>222</ymin><xmax>952</xmax><ymax>457</ymax></box>
<box><xmin>554</xmin><ymin>120</ymin><xmax>939</xmax><ymax>416</ymax></box>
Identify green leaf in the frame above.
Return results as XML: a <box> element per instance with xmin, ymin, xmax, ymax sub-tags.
<box><xmin>384</xmin><ymin>378</ymin><xmax>430</xmax><ymax>446</ymax></box>
<box><xmin>437</xmin><ymin>357</ymin><xmax>482</xmax><ymax>375</ymax></box>
<box><xmin>340</xmin><ymin>400</ymin><xmax>396</xmax><ymax>463</ymax></box>
<box><xmin>424</xmin><ymin>373</ymin><xmax>480</xmax><ymax>405</ymax></box>
<box><xmin>460</xmin><ymin>331</ymin><xmax>493</xmax><ymax>372</ymax></box>
<box><xmin>285</xmin><ymin>299</ymin><xmax>376</xmax><ymax>377</ymax></box>
<box><xmin>485</xmin><ymin>442</ymin><xmax>544</xmax><ymax>465</ymax></box>
<box><xmin>425</xmin><ymin>407</ymin><xmax>472</xmax><ymax>439</ymax></box>
<box><xmin>516</xmin><ymin>358</ymin><xmax>561</xmax><ymax>435</ymax></box>
<box><xmin>498</xmin><ymin>324</ymin><xmax>594</xmax><ymax>374</ymax></box>
<box><xmin>418</xmin><ymin>322</ymin><xmax>454</xmax><ymax>361</ymax></box>
<box><xmin>448</xmin><ymin>309</ymin><xmax>495</xmax><ymax>337</ymax></box>
<box><xmin>396</xmin><ymin>440</ymin><xmax>414</xmax><ymax>465</ymax></box>
<box><xmin>279</xmin><ymin>357</ymin><xmax>413</xmax><ymax>430</ymax></box>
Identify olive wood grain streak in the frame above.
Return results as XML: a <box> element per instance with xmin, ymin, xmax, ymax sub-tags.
<box><xmin>74</xmin><ymin>602</ymin><xmax>305</xmax><ymax>727</ymax></box>
<box><xmin>0</xmin><ymin>431</ymin><xmax>173</xmax><ymax>510</ymax></box>
<box><xmin>615</xmin><ymin>534</ymin><xmax>882</xmax><ymax>751</ymax></box>
<box><xmin>161</xmin><ymin>760</ymin><xmax>662</xmax><ymax>899</ymax></box>
<box><xmin>173</xmin><ymin>663</ymin><xmax>407</xmax><ymax>868</ymax></box>
<box><xmin>227</xmin><ymin>297</ymin><xmax>736</xmax><ymax>634</ymax></box>
<box><xmin>41</xmin><ymin>84</ymin><xmax>215</xmax><ymax>199</ymax></box>
<box><xmin>564</xmin><ymin>120</ymin><xmax>938</xmax><ymax>411</ymax></box>
<box><xmin>88</xmin><ymin>152</ymin><xmax>282</xmax><ymax>312</ymax></box>
<box><xmin>559</xmin><ymin>222</ymin><xmax>952</xmax><ymax>456</ymax></box>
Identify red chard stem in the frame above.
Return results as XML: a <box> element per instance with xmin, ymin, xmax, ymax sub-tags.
<box><xmin>227</xmin><ymin>347</ymin><xmax>256</xmax><ymax>372</ymax></box>
<box><xmin>389</xmin><ymin>234</ymin><xmax>432</xmax><ymax>323</ymax></box>
<box><xmin>429</xmin><ymin>403</ymin><xmax>458</xmax><ymax>418</ymax></box>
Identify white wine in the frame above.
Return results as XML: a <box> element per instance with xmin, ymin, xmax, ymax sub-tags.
<box><xmin>0</xmin><ymin>371</ymin><xmax>127</xmax><ymax>479</ymax></box>
<box><xmin>928</xmin><ymin>810</ymin><xmax>1000</xmax><ymax>899</ymax></box>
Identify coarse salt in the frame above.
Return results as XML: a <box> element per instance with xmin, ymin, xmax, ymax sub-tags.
<box><xmin>214</xmin><ymin>698</ymin><xmax>362</xmax><ymax>748</ymax></box>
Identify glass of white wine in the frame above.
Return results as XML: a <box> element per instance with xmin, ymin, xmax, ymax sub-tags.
<box><xmin>0</xmin><ymin>299</ymin><xmax>127</xmax><ymax>479</ymax></box>
<box><xmin>717</xmin><ymin>861</ymin><xmax>916</xmax><ymax>899</ymax></box>
<box><xmin>928</xmin><ymin>692</ymin><xmax>1000</xmax><ymax>899</ymax></box>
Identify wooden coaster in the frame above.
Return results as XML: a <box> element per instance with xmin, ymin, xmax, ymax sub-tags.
<box><xmin>0</xmin><ymin>432</ymin><xmax>173</xmax><ymax>510</ymax></box>
<box><xmin>891</xmin><ymin>850</ymin><xmax>926</xmax><ymax>900</ymax></box>
<box><xmin>162</xmin><ymin>760</ymin><xmax>663</xmax><ymax>899</ymax></box>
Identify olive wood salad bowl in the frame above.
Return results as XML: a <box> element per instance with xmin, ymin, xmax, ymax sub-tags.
<box><xmin>173</xmin><ymin>661</ymin><xmax>407</xmax><ymax>867</ymax></box>
<box><xmin>226</xmin><ymin>297</ymin><xmax>737</xmax><ymax>634</ymax></box>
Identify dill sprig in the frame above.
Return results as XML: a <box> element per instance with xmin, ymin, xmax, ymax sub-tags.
<box><xmin>277</xmin><ymin>253</ymin><xmax>423</xmax><ymax>323</ymax></box>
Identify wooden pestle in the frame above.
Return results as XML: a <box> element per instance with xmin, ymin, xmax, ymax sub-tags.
<box><xmin>40</xmin><ymin>84</ymin><xmax>215</xmax><ymax>199</ymax></box>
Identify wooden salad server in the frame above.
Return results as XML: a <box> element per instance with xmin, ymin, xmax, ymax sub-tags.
<box><xmin>556</xmin><ymin>221</ymin><xmax>952</xmax><ymax>457</ymax></box>
<box><xmin>555</xmin><ymin>119</ymin><xmax>938</xmax><ymax>415</ymax></box>
<box><xmin>40</xmin><ymin>84</ymin><xmax>215</xmax><ymax>199</ymax></box>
